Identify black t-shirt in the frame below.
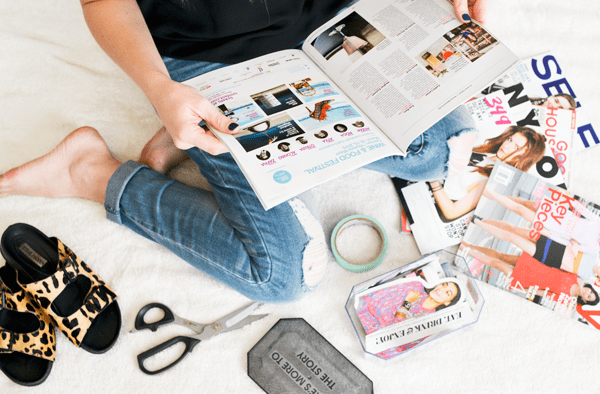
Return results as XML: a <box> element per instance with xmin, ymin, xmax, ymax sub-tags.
<box><xmin>137</xmin><ymin>0</ymin><xmax>350</xmax><ymax>64</ymax></box>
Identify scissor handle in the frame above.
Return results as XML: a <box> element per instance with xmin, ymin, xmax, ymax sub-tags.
<box><xmin>134</xmin><ymin>303</ymin><xmax>175</xmax><ymax>332</ymax></box>
<box><xmin>137</xmin><ymin>335</ymin><xmax>201</xmax><ymax>375</ymax></box>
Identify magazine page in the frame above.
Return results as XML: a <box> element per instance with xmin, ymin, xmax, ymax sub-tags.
<box><xmin>399</xmin><ymin>86</ymin><xmax>566</xmax><ymax>254</ymax></box>
<box><xmin>301</xmin><ymin>0</ymin><xmax>518</xmax><ymax>153</ymax></box>
<box><xmin>182</xmin><ymin>50</ymin><xmax>402</xmax><ymax>210</ymax></box>
<box><xmin>457</xmin><ymin>161</ymin><xmax>600</xmax><ymax>330</ymax></box>
<box><xmin>477</xmin><ymin>53</ymin><xmax>596</xmax><ymax>152</ymax></box>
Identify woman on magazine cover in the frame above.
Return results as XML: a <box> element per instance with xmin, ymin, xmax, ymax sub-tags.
<box><xmin>460</xmin><ymin>242</ymin><xmax>599</xmax><ymax>305</ymax></box>
<box><xmin>481</xmin><ymin>187</ymin><xmax>600</xmax><ymax>254</ymax></box>
<box><xmin>428</xmin><ymin>126</ymin><xmax>546</xmax><ymax>221</ymax></box>
<box><xmin>530</xmin><ymin>93</ymin><xmax>577</xmax><ymax>111</ymax></box>
<box><xmin>471</xmin><ymin>217</ymin><xmax>600</xmax><ymax>284</ymax></box>
<box><xmin>0</xmin><ymin>0</ymin><xmax>489</xmax><ymax>303</ymax></box>
<box><xmin>357</xmin><ymin>278</ymin><xmax>463</xmax><ymax>359</ymax></box>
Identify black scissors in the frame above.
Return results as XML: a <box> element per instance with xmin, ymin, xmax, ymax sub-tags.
<box><xmin>133</xmin><ymin>302</ymin><xmax>267</xmax><ymax>375</ymax></box>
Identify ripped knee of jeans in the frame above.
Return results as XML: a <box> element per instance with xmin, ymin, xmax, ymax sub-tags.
<box><xmin>288</xmin><ymin>197</ymin><xmax>328</xmax><ymax>289</ymax></box>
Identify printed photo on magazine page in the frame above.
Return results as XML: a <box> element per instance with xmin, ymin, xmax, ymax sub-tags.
<box><xmin>457</xmin><ymin>161</ymin><xmax>600</xmax><ymax>330</ymax></box>
<box><xmin>187</xmin><ymin>50</ymin><xmax>402</xmax><ymax>209</ymax></box>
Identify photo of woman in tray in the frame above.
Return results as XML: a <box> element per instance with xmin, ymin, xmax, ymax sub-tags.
<box><xmin>357</xmin><ymin>278</ymin><xmax>463</xmax><ymax>334</ymax></box>
<box><xmin>356</xmin><ymin>277</ymin><xmax>464</xmax><ymax>359</ymax></box>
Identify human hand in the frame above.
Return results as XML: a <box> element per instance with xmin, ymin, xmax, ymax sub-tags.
<box><xmin>150</xmin><ymin>79</ymin><xmax>240</xmax><ymax>155</ymax></box>
<box><xmin>395</xmin><ymin>310</ymin><xmax>407</xmax><ymax>319</ymax></box>
<box><xmin>405</xmin><ymin>290</ymin><xmax>420</xmax><ymax>303</ymax></box>
<box><xmin>453</xmin><ymin>0</ymin><xmax>489</xmax><ymax>25</ymax></box>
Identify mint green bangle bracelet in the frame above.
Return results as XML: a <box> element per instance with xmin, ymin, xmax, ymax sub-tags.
<box><xmin>330</xmin><ymin>215</ymin><xmax>388</xmax><ymax>273</ymax></box>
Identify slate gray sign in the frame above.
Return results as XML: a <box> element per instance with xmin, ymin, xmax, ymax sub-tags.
<box><xmin>248</xmin><ymin>318</ymin><xmax>373</xmax><ymax>394</ymax></box>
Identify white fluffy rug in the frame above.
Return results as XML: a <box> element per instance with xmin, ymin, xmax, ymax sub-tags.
<box><xmin>2</xmin><ymin>1</ymin><xmax>600</xmax><ymax>393</ymax></box>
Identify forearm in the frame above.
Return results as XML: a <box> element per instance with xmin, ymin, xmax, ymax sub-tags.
<box><xmin>82</xmin><ymin>0</ymin><xmax>241</xmax><ymax>153</ymax></box>
<box><xmin>430</xmin><ymin>181</ymin><xmax>477</xmax><ymax>220</ymax></box>
<box><xmin>80</xmin><ymin>0</ymin><xmax>171</xmax><ymax>102</ymax></box>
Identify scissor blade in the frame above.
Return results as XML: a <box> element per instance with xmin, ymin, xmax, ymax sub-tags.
<box><xmin>200</xmin><ymin>303</ymin><xmax>266</xmax><ymax>339</ymax></box>
<box><xmin>212</xmin><ymin>313</ymin><xmax>269</xmax><ymax>337</ymax></box>
<box><xmin>225</xmin><ymin>313</ymin><xmax>269</xmax><ymax>332</ymax></box>
<box><xmin>173</xmin><ymin>315</ymin><xmax>207</xmax><ymax>334</ymax></box>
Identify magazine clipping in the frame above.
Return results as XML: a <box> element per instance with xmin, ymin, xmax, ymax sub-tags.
<box><xmin>457</xmin><ymin>161</ymin><xmax>600</xmax><ymax>330</ymax></box>
<box><xmin>346</xmin><ymin>252</ymin><xmax>483</xmax><ymax>361</ymax></box>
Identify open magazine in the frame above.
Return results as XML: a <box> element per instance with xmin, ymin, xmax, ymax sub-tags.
<box><xmin>181</xmin><ymin>0</ymin><xmax>518</xmax><ymax>209</ymax></box>
<box><xmin>398</xmin><ymin>82</ymin><xmax>570</xmax><ymax>254</ymax></box>
<box><xmin>457</xmin><ymin>161</ymin><xmax>600</xmax><ymax>330</ymax></box>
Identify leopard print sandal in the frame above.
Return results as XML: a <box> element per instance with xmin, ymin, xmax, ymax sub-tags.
<box><xmin>0</xmin><ymin>264</ymin><xmax>55</xmax><ymax>386</ymax></box>
<box><xmin>0</xmin><ymin>223</ymin><xmax>121</xmax><ymax>354</ymax></box>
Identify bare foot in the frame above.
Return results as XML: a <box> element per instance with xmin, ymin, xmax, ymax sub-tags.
<box><xmin>0</xmin><ymin>127</ymin><xmax>121</xmax><ymax>204</ymax></box>
<box><xmin>139</xmin><ymin>127</ymin><xmax>189</xmax><ymax>174</ymax></box>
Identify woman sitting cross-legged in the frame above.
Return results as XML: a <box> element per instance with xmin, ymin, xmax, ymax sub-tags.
<box><xmin>0</xmin><ymin>0</ymin><xmax>489</xmax><ymax>303</ymax></box>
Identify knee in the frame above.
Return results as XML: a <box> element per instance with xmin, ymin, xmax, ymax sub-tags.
<box><xmin>253</xmin><ymin>261</ymin><xmax>307</xmax><ymax>304</ymax></box>
<box><xmin>252</xmin><ymin>245</ymin><xmax>325</xmax><ymax>304</ymax></box>
<box><xmin>242</xmin><ymin>198</ymin><xmax>327</xmax><ymax>304</ymax></box>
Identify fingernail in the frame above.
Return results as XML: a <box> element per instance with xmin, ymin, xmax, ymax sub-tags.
<box><xmin>228</xmin><ymin>123</ymin><xmax>239</xmax><ymax>131</ymax></box>
<box><xmin>462</xmin><ymin>13</ymin><xmax>471</xmax><ymax>21</ymax></box>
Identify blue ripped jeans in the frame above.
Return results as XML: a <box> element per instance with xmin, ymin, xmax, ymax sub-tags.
<box><xmin>103</xmin><ymin>57</ymin><xmax>476</xmax><ymax>303</ymax></box>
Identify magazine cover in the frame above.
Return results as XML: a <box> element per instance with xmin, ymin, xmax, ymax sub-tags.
<box><xmin>479</xmin><ymin>52</ymin><xmax>597</xmax><ymax>152</ymax></box>
<box><xmin>457</xmin><ymin>161</ymin><xmax>600</xmax><ymax>329</ymax></box>
<box><xmin>399</xmin><ymin>85</ymin><xmax>566</xmax><ymax>254</ymax></box>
